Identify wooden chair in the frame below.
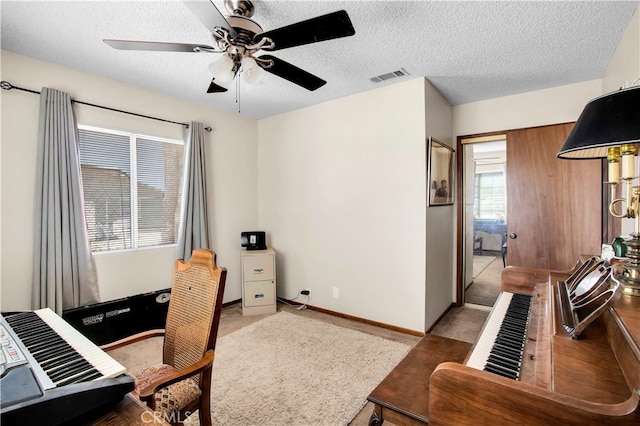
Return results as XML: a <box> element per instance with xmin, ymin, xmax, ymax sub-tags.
<box><xmin>473</xmin><ymin>234</ymin><xmax>483</xmax><ymax>255</ymax></box>
<box><xmin>102</xmin><ymin>249</ymin><xmax>227</xmax><ymax>426</ymax></box>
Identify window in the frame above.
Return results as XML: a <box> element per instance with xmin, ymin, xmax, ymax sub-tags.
<box><xmin>473</xmin><ymin>171</ymin><xmax>505</xmax><ymax>220</ymax></box>
<box><xmin>77</xmin><ymin>126</ymin><xmax>184</xmax><ymax>252</ymax></box>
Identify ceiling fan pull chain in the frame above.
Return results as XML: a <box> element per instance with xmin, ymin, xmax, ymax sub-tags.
<box><xmin>236</xmin><ymin>75</ymin><xmax>241</xmax><ymax>114</ymax></box>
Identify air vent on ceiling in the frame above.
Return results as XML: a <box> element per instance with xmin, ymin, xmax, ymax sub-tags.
<box><xmin>370</xmin><ymin>68</ymin><xmax>410</xmax><ymax>83</ymax></box>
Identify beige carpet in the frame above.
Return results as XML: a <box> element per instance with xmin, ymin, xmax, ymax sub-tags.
<box><xmin>467</xmin><ymin>255</ymin><xmax>503</xmax><ymax>306</ymax></box>
<box><xmin>114</xmin><ymin>310</ymin><xmax>410</xmax><ymax>426</ymax></box>
<box><xmin>473</xmin><ymin>255</ymin><xmax>496</xmax><ymax>279</ymax></box>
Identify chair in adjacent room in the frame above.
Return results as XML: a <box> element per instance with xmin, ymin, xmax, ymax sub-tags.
<box><xmin>102</xmin><ymin>249</ymin><xmax>227</xmax><ymax>426</ymax></box>
<box><xmin>473</xmin><ymin>233</ymin><xmax>484</xmax><ymax>255</ymax></box>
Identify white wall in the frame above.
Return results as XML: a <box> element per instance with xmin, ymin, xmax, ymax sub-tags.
<box><xmin>603</xmin><ymin>6</ymin><xmax>640</xmax><ymax>94</ymax></box>
<box><xmin>258</xmin><ymin>78</ymin><xmax>429</xmax><ymax>332</ymax></box>
<box><xmin>1</xmin><ymin>50</ymin><xmax>259</xmax><ymax>310</ymax></box>
<box><xmin>424</xmin><ymin>81</ymin><xmax>454</xmax><ymax>329</ymax></box>
<box><xmin>453</xmin><ymin>79</ymin><xmax>602</xmax><ymax>138</ymax></box>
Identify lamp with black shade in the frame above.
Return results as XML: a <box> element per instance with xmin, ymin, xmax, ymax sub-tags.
<box><xmin>558</xmin><ymin>84</ymin><xmax>640</xmax><ymax>295</ymax></box>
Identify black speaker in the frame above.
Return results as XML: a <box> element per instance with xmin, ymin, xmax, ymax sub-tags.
<box><xmin>241</xmin><ymin>231</ymin><xmax>267</xmax><ymax>250</ymax></box>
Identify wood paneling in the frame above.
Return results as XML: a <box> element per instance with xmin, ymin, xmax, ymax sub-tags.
<box><xmin>506</xmin><ymin>123</ymin><xmax>602</xmax><ymax>271</ymax></box>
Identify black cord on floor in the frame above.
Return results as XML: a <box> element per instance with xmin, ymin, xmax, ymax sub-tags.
<box><xmin>276</xmin><ymin>297</ymin><xmax>295</xmax><ymax>306</ymax></box>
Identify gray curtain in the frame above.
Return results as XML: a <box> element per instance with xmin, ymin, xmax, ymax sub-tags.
<box><xmin>33</xmin><ymin>88</ymin><xmax>100</xmax><ymax>314</ymax></box>
<box><xmin>177</xmin><ymin>121</ymin><xmax>210</xmax><ymax>261</ymax></box>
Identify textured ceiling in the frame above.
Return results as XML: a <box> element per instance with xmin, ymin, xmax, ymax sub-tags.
<box><xmin>1</xmin><ymin>1</ymin><xmax>638</xmax><ymax>120</ymax></box>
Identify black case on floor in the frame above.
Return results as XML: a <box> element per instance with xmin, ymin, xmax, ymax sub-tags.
<box><xmin>62</xmin><ymin>289</ymin><xmax>170</xmax><ymax>345</ymax></box>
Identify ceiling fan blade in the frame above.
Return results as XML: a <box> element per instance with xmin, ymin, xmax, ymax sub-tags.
<box><xmin>104</xmin><ymin>39</ymin><xmax>216</xmax><ymax>52</ymax></box>
<box><xmin>207</xmin><ymin>79</ymin><xmax>228</xmax><ymax>93</ymax></box>
<box><xmin>255</xmin><ymin>10</ymin><xmax>355</xmax><ymax>51</ymax></box>
<box><xmin>258</xmin><ymin>55</ymin><xmax>326</xmax><ymax>91</ymax></box>
<box><xmin>183</xmin><ymin>0</ymin><xmax>237</xmax><ymax>39</ymax></box>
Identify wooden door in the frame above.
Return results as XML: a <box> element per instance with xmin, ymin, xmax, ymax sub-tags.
<box><xmin>506</xmin><ymin>123</ymin><xmax>602</xmax><ymax>271</ymax></box>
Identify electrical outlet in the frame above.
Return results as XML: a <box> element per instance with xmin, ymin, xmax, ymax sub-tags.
<box><xmin>301</xmin><ymin>288</ymin><xmax>311</xmax><ymax>297</ymax></box>
<box><xmin>332</xmin><ymin>287</ymin><xmax>339</xmax><ymax>299</ymax></box>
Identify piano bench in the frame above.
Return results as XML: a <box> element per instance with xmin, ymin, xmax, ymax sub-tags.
<box><xmin>367</xmin><ymin>334</ymin><xmax>472</xmax><ymax>425</ymax></box>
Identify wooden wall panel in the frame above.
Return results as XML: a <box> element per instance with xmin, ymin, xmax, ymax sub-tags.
<box><xmin>506</xmin><ymin>123</ymin><xmax>602</xmax><ymax>271</ymax></box>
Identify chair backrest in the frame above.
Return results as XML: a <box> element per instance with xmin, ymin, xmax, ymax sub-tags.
<box><xmin>162</xmin><ymin>249</ymin><xmax>227</xmax><ymax>384</ymax></box>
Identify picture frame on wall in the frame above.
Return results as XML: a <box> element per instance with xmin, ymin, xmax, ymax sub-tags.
<box><xmin>428</xmin><ymin>137</ymin><xmax>455</xmax><ymax>206</ymax></box>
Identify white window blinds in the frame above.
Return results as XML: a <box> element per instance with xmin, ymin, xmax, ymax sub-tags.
<box><xmin>77</xmin><ymin>126</ymin><xmax>184</xmax><ymax>253</ymax></box>
<box><xmin>473</xmin><ymin>171</ymin><xmax>506</xmax><ymax>220</ymax></box>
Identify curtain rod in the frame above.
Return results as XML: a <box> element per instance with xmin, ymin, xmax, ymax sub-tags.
<box><xmin>0</xmin><ymin>80</ymin><xmax>212</xmax><ymax>132</ymax></box>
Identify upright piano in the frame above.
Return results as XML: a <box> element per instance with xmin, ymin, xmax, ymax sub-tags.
<box><xmin>369</xmin><ymin>262</ymin><xmax>640</xmax><ymax>425</ymax></box>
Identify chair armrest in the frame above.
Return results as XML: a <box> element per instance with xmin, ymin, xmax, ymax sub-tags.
<box><xmin>138</xmin><ymin>350</ymin><xmax>215</xmax><ymax>404</ymax></box>
<box><xmin>100</xmin><ymin>329</ymin><xmax>165</xmax><ymax>351</ymax></box>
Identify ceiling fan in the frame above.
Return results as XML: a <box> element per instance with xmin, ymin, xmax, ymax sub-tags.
<box><xmin>104</xmin><ymin>0</ymin><xmax>356</xmax><ymax>94</ymax></box>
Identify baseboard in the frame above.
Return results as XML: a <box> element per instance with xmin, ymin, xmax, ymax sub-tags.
<box><xmin>426</xmin><ymin>302</ymin><xmax>456</xmax><ymax>334</ymax></box>
<box><xmin>223</xmin><ymin>298</ymin><xmax>242</xmax><ymax>308</ymax></box>
<box><xmin>223</xmin><ymin>297</ymin><xmax>425</xmax><ymax>336</ymax></box>
<box><xmin>463</xmin><ymin>302</ymin><xmax>492</xmax><ymax>312</ymax></box>
<box><xmin>280</xmin><ymin>299</ymin><xmax>425</xmax><ymax>337</ymax></box>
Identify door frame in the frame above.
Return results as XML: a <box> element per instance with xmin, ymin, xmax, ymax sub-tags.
<box><xmin>455</xmin><ymin>128</ymin><xmax>616</xmax><ymax>306</ymax></box>
<box><xmin>455</xmin><ymin>132</ymin><xmax>508</xmax><ymax>306</ymax></box>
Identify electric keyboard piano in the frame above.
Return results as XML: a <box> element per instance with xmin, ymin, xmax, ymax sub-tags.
<box><xmin>429</xmin><ymin>266</ymin><xmax>640</xmax><ymax>425</ymax></box>
<box><xmin>0</xmin><ymin>309</ymin><xmax>135</xmax><ymax>425</ymax></box>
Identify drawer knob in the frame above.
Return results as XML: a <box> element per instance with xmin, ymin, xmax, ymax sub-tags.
<box><xmin>254</xmin><ymin>268</ymin><xmax>264</xmax><ymax>274</ymax></box>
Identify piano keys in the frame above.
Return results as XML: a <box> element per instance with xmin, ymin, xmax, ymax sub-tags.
<box><xmin>4</xmin><ymin>309</ymin><xmax>126</xmax><ymax>387</ymax></box>
<box><xmin>466</xmin><ymin>292</ymin><xmax>533</xmax><ymax>380</ymax></box>
<box><xmin>428</xmin><ymin>266</ymin><xmax>640</xmax><ymax>425</ymax></box>
<box><xmin>368</xmin><ymin>260</ymin><xmax>639</xmax><ymax>425</ymax></box>
<box><xmin>1</xmin><ymin>309</ymin><xmax>134</xmax><ymax>426</ymax></box>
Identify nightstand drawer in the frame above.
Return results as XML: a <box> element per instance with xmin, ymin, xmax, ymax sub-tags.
<box><xmin>244</xmin><ymin>280</ymin><xmax>275</xmax><ymax>307</ymax></box>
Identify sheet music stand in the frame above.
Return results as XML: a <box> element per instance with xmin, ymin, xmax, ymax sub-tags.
<box><xmin>557</xmin><ymin>257</ymin><xmax>623</xmax><ymax>339</ymax></box>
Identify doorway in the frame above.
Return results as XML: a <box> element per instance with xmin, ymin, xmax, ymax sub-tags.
<box><xmin>461</xmin><ymin>136</ymin><xmax>507</xmax><ymax>307</ymax></box>
<box><xmin>456</xmin><ymin>123</ymin><xmax>603</xmax><ymax>308</ymax></box>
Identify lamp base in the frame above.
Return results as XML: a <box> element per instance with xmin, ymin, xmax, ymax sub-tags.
<box><xmin>615</xmin><ymin>232</ymin><xmax>640</xmax><ymax>296</ymax></box>
<box><xmin>616</xmin><ymin>273</ymin><xmax>640</xmax><ymax>296</ymax></box>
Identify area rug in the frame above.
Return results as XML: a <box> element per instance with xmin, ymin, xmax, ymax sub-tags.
<box><xmin>473</xmin><ymin>255</ymin><xmax>496</xmax><ymax>279</ymax></box>
<box><xmin>186</xmin><ymin>311</ymin><xmax>410</xmax><ymax>426</ymax></box>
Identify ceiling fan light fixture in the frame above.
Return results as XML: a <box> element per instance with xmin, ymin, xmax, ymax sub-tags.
<box><xmin>209</xmin><ymin>54</ymin><xmax>235</xmax><ymax>82</ymax></box>
<box><xmin>241</xmin><ymin>56</ymin><xmax>265</xmax><ymax>84</ymax></box>
<box><xmin>105</xmin><ymin>1</ymin><xmax>356</xmax><ymax>94</ymax></box>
